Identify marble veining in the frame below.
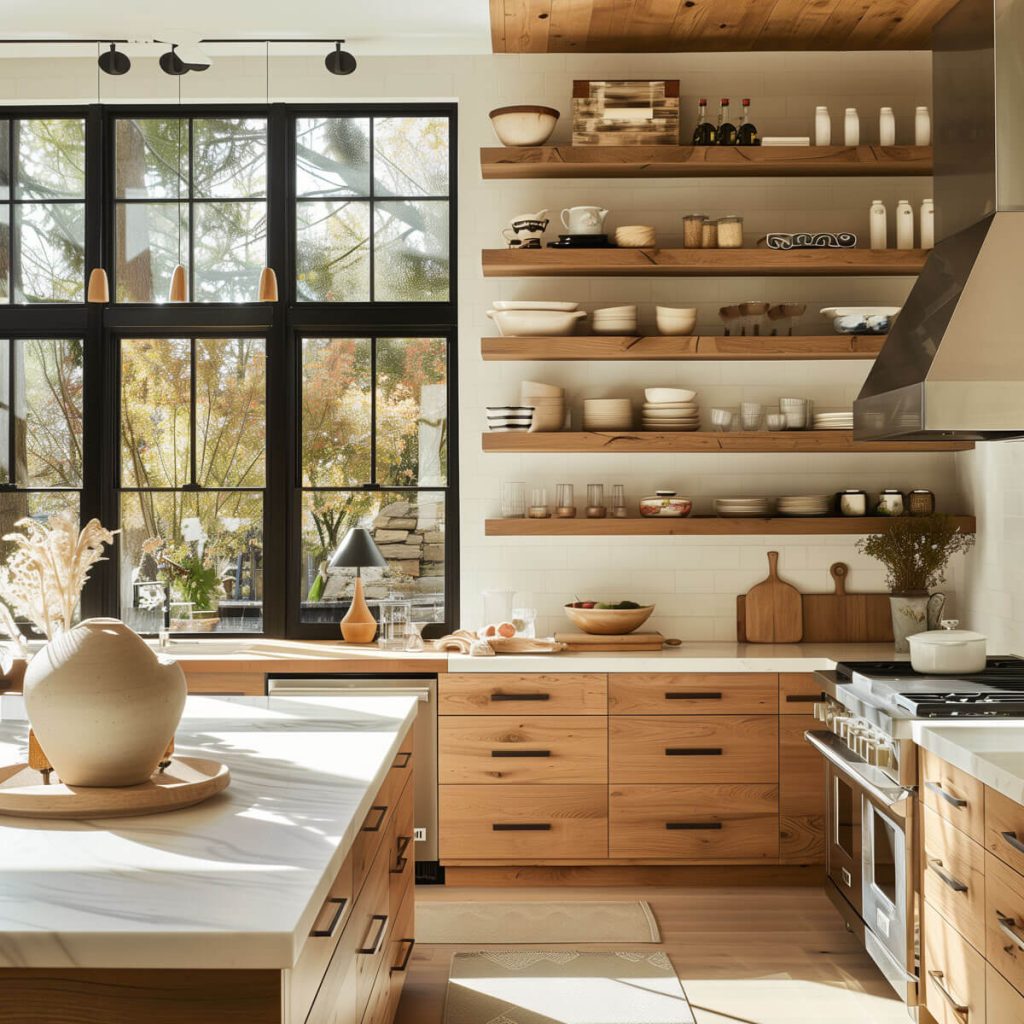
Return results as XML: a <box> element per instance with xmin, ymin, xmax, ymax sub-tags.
<box><xmin>0</xmin><ymin>694</ymin><xmax>417</xmax><ymax>970</ymax></box>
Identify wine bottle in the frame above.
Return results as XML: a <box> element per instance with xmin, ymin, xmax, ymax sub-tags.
<box><xmin>716</xmin><ymin>98</ymin><xmax>738</xmax><ymax>146</ymax></box>
<box><xmin>692</xmin><ymin>97</ymin><xmax>716</xmax><ymax>145</ymax></box>
<box><xmin>737</xmin><ymin>98</ymin><xmax>760</xmax><ymax>146</ymax></box>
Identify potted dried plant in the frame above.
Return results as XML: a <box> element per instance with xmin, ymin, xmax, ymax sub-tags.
<box><xmin>0</xmin><ymin>513</ymin><xmax>186</xmax><ymax>787</ymax></box>
<box><xmin>857</xmin><ymin>514</ymin><xmax>975</xmax><ymax>652</ymax></box>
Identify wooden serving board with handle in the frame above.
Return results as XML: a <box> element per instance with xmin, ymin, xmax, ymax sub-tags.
<box><xmin>739</xmin><ymin>551</ymin><xmax>803</xmax><ymax>643</ymax></box>
<box><xmin>801</xmin><ymin>562</ymin><xmax>893</xmax><ymax>642</ymax></box>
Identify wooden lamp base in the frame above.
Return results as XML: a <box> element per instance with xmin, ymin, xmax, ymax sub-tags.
<box><xmin>340</xmin><ymin>575</ymin><xmax>378</xmax><ymax>644</ymax></box>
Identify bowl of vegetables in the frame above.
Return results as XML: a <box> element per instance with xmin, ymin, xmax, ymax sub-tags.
<box><xmin>564</xmin><ymin>600</ymin><xmax>654</xmax><ymax>635</ymax></box>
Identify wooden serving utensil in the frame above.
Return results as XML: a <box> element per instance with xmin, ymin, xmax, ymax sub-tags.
<box><xmin>743</xmin><ymin>551</ymin><xmax>803</xmax><ymax>643</ymax></box>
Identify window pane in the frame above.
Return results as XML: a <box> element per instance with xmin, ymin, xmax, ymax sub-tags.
<box><xmin>374</xmin><ymin>201</ymin><xmax>449</xmax><ymax>302</ymax></box>
<box><xmin>376</xmin><ymin>338</ymin><xmax>447</xmax><ymax>487</ymax></box>
<box><xmin>296</xmin><ymin>117</ymin><xmax>370</xmax><ymax>198</ymax></box>
<box><xmin>15</xmin><ymin>203</ymin><xmax>85</xmax><ymax>302</ymax></box>
<box><xmin>300</xmin><ymin>491</ymin><xmax>444</xmax><ymax>626</ymax></box>
<box><xmin>15</xmin><ymin>119</ymin><xmax>85</xmax><ymax>199</ymax></box>
<box><xmin>120</xmin><ymin>491</ymin><xmax>263</xmax><ymax>634</ymax></box>
<box><xmin>115</xmin><ymin>202</ymin><xmax>187</xmax><ymax>303</ymax></box>
<box><xmin>121</xmin><ymin>338</ymin><xmax>190</xmax><ymax>488</ymax></box>
<box><xmin>0</xmin><ymin>120</ymin><xmax>8</xmax><ymax>199</ymax></box>
<box><xmin>301</xmin><ymin>337</ymin><xmax>371</xmax><ymax>487</ymax></box>
<box><xmin>0</xmin><ymin>206</ymin><xmax>8</xmax><ymax>303</ymax></box>
<box><xmin>296</xmin><ymin>200</ymin><xmax>369</xmax><ymax>301</ymax></box>
<box><xmin>115</xmin><ymin>118</ymin><xmax>188</xmax><ymax>199</ymax></box>
<box><xmin>16</xmin><ymin>339</ymin><xmax>83</xmax><ymax>487</ymax></box>
<box><xmin>193</xmin><ymin>118</ymin><xmax>267</xmax><ymax>199</ymax></box>
<box><xmin>193</xmin><ymin>200</ymin><xmax>267</xmax><ymax>302</ymax></box>
<box><xmin>196</xmin><ymin>338</ymin><xmax>266</xmax><ymax>487</ymax></box>
<box><xmin>373</xmin><ymin>117</ymin><xmax>449</xmax><ymax>197</ymax></box>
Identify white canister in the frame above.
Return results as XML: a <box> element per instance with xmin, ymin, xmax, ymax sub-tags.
<box><xmin>895</xmin><ymin>199</ymin><xmax>914</xmax><ymax>250</ymax></box>
<box><xmin>844</xmin><ymin>108</ymin><xmax>860</xmax><ymax>146</ymax></box>
<box><xmin>915</xmin><ymin>105</ymin><xmax>931</xmax><ymax>146</ymax></box>
<box><xmin>909</xmin><ymin>620</ymin><xmax>987</xmax><ymax>674</ymax></box>
<box><xmin>920</xmin><ymin>198</ymin><xmax>935</xmax><ymax>248</ymax></box>
<box><xmin>879</xmin><ymin>106</ymin><xmax>896</xmax><ymax>146</ymax></box>
<box><xmin>814</xmin><ymin>106</ymin><xmax>831</xmax><ymax>146</ymax></box>
<box><xmin>869</xmin><ymin>200</ymin><xmax>888</xmax><ymax>249</ymax></box>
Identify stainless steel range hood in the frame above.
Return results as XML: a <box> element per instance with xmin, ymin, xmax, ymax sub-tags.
<box><xmin>855</xmin><ymin>0</ymin><xmax>1024</xmax><ymax>441</ymax></box>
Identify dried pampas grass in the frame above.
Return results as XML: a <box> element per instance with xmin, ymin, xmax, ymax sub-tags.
<box><xmin>0</xmin><ymin>513</ymin><xmax>117</xmax><ymax>639</ymax></box>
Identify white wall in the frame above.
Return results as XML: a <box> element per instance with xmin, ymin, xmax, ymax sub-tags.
<box><xmin>1</xmin><ymin>47</ymin><xmax>969</xmax><ymax>640</ymax></box>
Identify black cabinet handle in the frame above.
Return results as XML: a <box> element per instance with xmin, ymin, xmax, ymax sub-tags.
<box><xmin>491</xmin><ymin>692</ymin><xmax>550</xmax><ymax>702</ymax></box>
<box><xmin>357</xmin><ymin>914</ymin><xmax>389</xmax><ymax>955</ymax></box>
<box><xmin>392</xmin><ymin>751</ymin><xmax>412</xmax><ymax>769</ymax></box>
<box><xmin>785</xmin><ymin>694</ymin><xmax>820</xmax><ymax>704</ymax></box>
<box><xmin>665</xmin><ymin>691</ymin><xmax>722</xmax><ymax>700</ymax></box>
<box><xmin>491</xmin><ymin>749</ymin><xmax>551</xmax><ymax>758</ymax></box>
<box><xmin>666</xmin><ymin>822</ymin><xmax>723</xmax><ymax>831</ymax></box>
<box><xmin>362</xmin><ymin>805</ymin><xmax>388</xmax><ymax>832</ymax></box>
<box><xmin>665</xmin><ymin>747</ymin><xmax>723</xmax><ymax>756</ymax></box>
<box><xmin>492</xmin><ymin>823</ymin><xmax>551</xmax><ymax>831</ymax></box>
<box><xmin>1003</xmin><ymin>830</ymin><xmax>1024</xmax><ymax>855</ymax></box>
<box><xmin>391</xmin><ymin>938</ymin><xmax>416</xmax><ymax>974</ymax></box>
<box><xmin>310</xmin><ymin>896</ymin><xmax>347</xmax><ymax>938</ymax></box>
<box><xmin>391</xmin><ymin>835</ymin><xmax>412</xmax><ymax>874</ymax></box>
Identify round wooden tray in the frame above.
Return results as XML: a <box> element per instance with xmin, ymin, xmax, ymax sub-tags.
<box><xmin>0</xmin><ymin>757</ymin><xmax>230</xmax><ymax>819</ymax></box>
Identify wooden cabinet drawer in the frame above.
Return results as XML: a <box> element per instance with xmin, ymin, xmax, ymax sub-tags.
<box><xmin>439</xmin><ymin>785</ymin><xmax>608</xmax><ymax>860</ymax></box>
<box><xmin>986</xmin><ymin>785</ymin><xmax>1024</xmax><ymax>876</ymax></box>
<box><xmin>923</xmin><ymin>804</ymin><xmax>987</xmax><ymax>952</ymax></box>
<box><xmin>779</xmin><ymin>673</ymin><xmax>824</xmax><ymax>714</ymax></box>
<box><xmin>353</xmin><ymin>843</ymin><xmax>391</xmax><ymax>1015</ymax></box>
<box><xmin>361</xmin><ymin>945</ymin><xmax>393</xmax><ymax>1024</ymax></box>
<box><xmin>388</xmin><ymin>773</ymin><xmax>415</xmax><ymax>918</ymax></box>
<box><xmin>608</xmin><ymin>673</ymin><xmax>777</xmax><ymax>714</ymax></box>
<box><xmin>439</xmin><ymin>716</ymin><xmax>607</xmax><ymax>785</ymax></box>
<box><xmin>609</xmin><ymin>715</ymin><xmax>778</xmax><ymax>784</ymax></box>
<box><xmin>986</xmin><ymin>851</ymin><xmax>1024</xmax><ymax>997</ymax></box>
<box><xmin>779</xmin><ymin>714</ymin><xmax>824</xmax><ymax>864</ymax></box>
<box><xmin>609</xmin><ymin>783</ymin><xmax>779</xmax><ymax>860</ymax></box>
<box><xmin>439</xmin><ymin>673</ymin><xmax>607</xmax><ymax>715</ymax></box>
<box><xmin>924</xmin><ymin>900</ymin><xmax>987</xmax><ymax>1024</ymax></box>
<box><xmin>988</xmin><ymin>962</ymin><xmax>1024</xmax><ymax>1024</ymax></box>
<box><xmin>921</xmin><ymin>748</ymin><xmax>985</xmax><ymax>843</ymax></box>
<box><xmin>387</xmin><ymin>885</ymin><xmax>416</xmax><ymax>1022</ymax></box>
<box><xmin>306</xmin><ymin>897</ymin><xmax>361</xmax><ymax>1024</ymax></box>
<box><xmin>353</xmin><ymin>744</ymin><xmax>414</xmax><ymax>898</ymax></box>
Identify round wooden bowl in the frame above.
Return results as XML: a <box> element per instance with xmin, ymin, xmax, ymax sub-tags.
<box><xmin>563</xmin><ymin>604</ymin><xmax>654</xmax><ymax>635</ymax></box>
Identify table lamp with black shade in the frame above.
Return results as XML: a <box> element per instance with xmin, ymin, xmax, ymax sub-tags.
<box><xmin>330</xmin><ymin>528</ymin><xmax>389</xmax><ymax>643</ymax></box>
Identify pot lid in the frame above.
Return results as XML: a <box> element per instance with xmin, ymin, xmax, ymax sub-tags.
<box><xmin>910</xmin><ymin>620</ymin><xmax>986</xmax><ymax>646</ymax></box>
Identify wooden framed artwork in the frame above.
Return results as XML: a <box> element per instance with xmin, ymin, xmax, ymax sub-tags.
<box><xmin>572</xmin><ymin>80</ymin><xmax>680</xmax><ymax>145</ymax></box>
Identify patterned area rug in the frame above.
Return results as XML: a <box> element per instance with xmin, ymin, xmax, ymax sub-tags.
<box><xmin>443</xmin><ymin>950</ymin><xmax>695</xmax><ymax>1024</ymax></box>
<box><xmin>418</xmin><ymin>900</ymin><xmax>660</xmax><ymax>945</ymax></box>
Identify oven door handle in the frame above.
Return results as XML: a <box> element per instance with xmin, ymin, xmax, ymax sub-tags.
<box><xmin>804</xmin><ymin>730</ymin><xmax>914</xmax><ymax>809</ymax></box>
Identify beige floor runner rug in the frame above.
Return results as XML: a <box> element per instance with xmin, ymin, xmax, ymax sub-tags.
<box><xmin>443</xmin><ymin>950</ymin><xmax>694</xmax><ymax>1024</ymax></box>
<box><xmin>418</xmin><ymin>900</ymin><xmax>660</xmax><ymax>945</ymax></box>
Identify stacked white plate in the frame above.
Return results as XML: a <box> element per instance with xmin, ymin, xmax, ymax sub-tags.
<box><xmin>715</xmin><ymin>497</ymin><xmax>773</xmax><ymax>518</ymax></box>
<box><xmin>777</xmin><ymin>494</ymin><xmax>833</xmax><ymax>517</ymax></box>
<box><xmin>486</xmin><ymin>405</ymin><xmax>534</xmax><ymax>432</ymax></box>
<box><xmin>813</xmin><ymin>411</ymin><xmax>854</xmax><ymax>430</ymax></box>
<box><xmin>583</xmin><ymin>397</ymin><xmax>633</xmax><ymax>431</ymax></box>
<box><xmin>641</xmin><ymin>386</ymin><xmax>700</xmax><ymax>432</ymax></box>
<box><xmin>592</xmin><ymin>305</ymin><xmax>638</xmax><ymax>336</ymax></box>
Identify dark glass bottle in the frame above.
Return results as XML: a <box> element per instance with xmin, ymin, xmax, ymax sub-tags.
<box><xmin>737</xmin><ymin>98</ymin><xmax>760</xmax><ymax>146</ymax></box>
<box><xmin>716</xmin><ymin>98</ymin><xmax>737</xmax><ymax>146</ymax></box>
<box><xmin>692</xmin><ymin>98</ymin><xmax>716</xmax><ymax>145</ymax></box>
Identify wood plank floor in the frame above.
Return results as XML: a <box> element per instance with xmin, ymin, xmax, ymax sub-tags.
<box><xmin>396</xmin><ymin>885</ymin><xmax>909</xmax><ymax>1024</ymax></box>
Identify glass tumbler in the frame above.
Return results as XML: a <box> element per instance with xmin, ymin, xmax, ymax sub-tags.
<box><xmin>555</xmin><ymin>483</ymin><xmax>576</xmax><ymax>517</ymax></box>
<box><xmin>611</xmin><ymin>484</ymin><xmax>627</xmax><ymax>517</ymax></box>
<box><xmin>528</xmin><ymin>487</ymin><xmax>550</xmax><ymax>518</ymax></box>
<box><xmin>500</xmin><ymin>481</ymin><xmax>527</xmax><ymax>518</ymax></box>
<box><xmin>740</xmin><ymin>402</ymin><xmax>764</xmax><ymax>431</ymax></box>
<box><xmin>586</xmin><ymin>483</ymin><xmax>607</xmax><ymax>518</ymax></box>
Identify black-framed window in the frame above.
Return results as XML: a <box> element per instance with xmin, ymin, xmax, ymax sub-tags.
<box><xmin>0</xmin><ymin>101</ymin><xmax>458</xmax><ymax>639</ymax></box>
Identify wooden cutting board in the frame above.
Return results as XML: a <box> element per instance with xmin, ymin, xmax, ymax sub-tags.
<box><xmin>555</xmin><ymin>632</ymin><xmax>665</xmax><ymax>651</ymax></box>
<box><xmin>801</xmin><ymin>562</ymin><xmax>894</xmax><ymax>643</ymax></box>
<box><xmin>741</xmin><ymin>551</ymin><xmax>803</xmax><ymax>643</ymax></box>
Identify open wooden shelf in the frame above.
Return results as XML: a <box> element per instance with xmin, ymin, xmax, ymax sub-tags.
<box><xmin>486</xmin><ymin>515</ymin><xmax>977</xmax><ymax>537</ymax></box>
<box><xmin>482</xmin><ymin>247</ymin><xmax>928</xmax><ymax>278</ymax></box>
<box><xmin>481</xmin><ymin>145</ymin><xmax>933</xmax><ymax>179</ymax></box>
<box><xmin>481</xmin><ymin>335</ymin><xmax>885</xmax><ymax>361</ymax></box>
<box><xmin>482</xmin><ymin>430</ymin><xmax>974</xmax><ymax>454</ymax></box>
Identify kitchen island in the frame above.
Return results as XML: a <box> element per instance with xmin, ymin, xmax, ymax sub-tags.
<box><xmin>0</xmin><ymin>694</ymin><xmax>418</xmax><ymax>1023</ymax></box>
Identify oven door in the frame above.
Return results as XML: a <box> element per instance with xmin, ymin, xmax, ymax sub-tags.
<box><xmin>826</xmin><ymin>759</ymin><xmax>863</xmax><ymax>916</ymax></box>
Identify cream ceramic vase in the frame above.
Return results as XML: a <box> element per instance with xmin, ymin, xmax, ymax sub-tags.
<box><xmin>23</xmin><ymin>618</ymin><xmax>187</xmax><ymax>787</ymax></box>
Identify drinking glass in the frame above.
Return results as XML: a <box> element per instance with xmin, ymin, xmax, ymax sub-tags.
<box><xmin>611</xmin><ymin>484</ymin><xmax>627</xmax><ymax>517</ymax></box>
<box><xmin>555</xmin><ymin>483</ymin><xmax>576</xmax><ymax>518</ymax></box>
<box><xmin>500</xmin><ymin>481</ymin><xmax>526</xmax><ymax>518</ymax></box>
<box><xmin>512</xmin><ymin>606</ymin><xmax>537</xmax><ymax>638</ymax></box>
<box><xmin>404</xmin><ymin>622</ymin><xmax>426</xmax><ymax>652</ymax></box>
<box><xmin>586</xmin><ymin>483</ymin><xmax>607</xmax><ymax>518</ymax></box>
<box><xmin>740</xmin><ymin>402</ymin><xmax>764</xmax><ymax>431</ymax></box>
<box><xmin>528</xmin><ymin>487</ymin><xmax>550</xmax><ymax>518</ymax></box>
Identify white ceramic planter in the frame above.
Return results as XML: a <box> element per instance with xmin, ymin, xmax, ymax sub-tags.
<box><xmin>23</xmin><ymin>618</ymin><xmax>187</xmax><ymax>787</ymax></box>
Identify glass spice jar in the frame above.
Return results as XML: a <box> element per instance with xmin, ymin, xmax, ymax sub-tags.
<box><xmin>682</xmin><ymin>214</ymin><xmax>706</xmax><ymax>248</ymax></box>
<box><xmin>701</xmin><ymin>219</ymin><xmax>719</xmax><ymax>248</ymax></box>
<box><xmin>717</xmin><ymin>215</ymin><xmax>744</xmax><ymax>248</ymax></box>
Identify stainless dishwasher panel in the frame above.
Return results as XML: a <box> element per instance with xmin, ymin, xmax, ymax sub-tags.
<box><xmin>266</xmin><ymin>675</ymin><xmax>438</xmax><ymax>862</ymax></box>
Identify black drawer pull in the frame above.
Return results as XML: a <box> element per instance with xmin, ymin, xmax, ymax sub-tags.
<box><xmin>665</xmin><ymin>747</ymin><xmax>723</xmax><ymax>756</ymax></box>
<box><xmin>392</xmin><ymin>750</ymin><xmax>412</xmax><ymax>769</ymax></box>
<box><xmin>491</xmin><ymin>692</ymin><xmax>550</xmax><ymax>702</ymax></box>
<box><xmin>491</xmin><ymin>749</ymin><xmax>551</xmax><ymax>758</ymax></box>
<box><xmin>392</xmin><ymin>835</ymin><xmax>412</xmax><ymax>874</ymax></box>
<box><xmin>492</xmin><ymin>823</ymin><xmax>551</xmax><ymax>831</ymax></box>
<box><xmin>357</xmin><ymin>913</ymin><xmax>389</xmax><ymax>955</ymax></box>
<box><xmin>1003</xmin><ymin>831</ymin><xmax>1024</xmax><ymax>855</ymax></box>
<box><xmin>666</xmin><ymin>691</ymin><xmax>722</xmax><ymax>700</ymax></box>
<box><xmin>785</xmin><ymin>694</ymin><xmax>820</xmax><ymax>703</ymax></box>
<box><xmin>310</xmin><ymin>896</ymin><xmax>347</xmax><ymax>938</ymax></box>
<box><xmin>391</xmin><ymin>937</ymin><xmax>416</xmax><ymax>974</ymax></box>
<box><xmin>362</xmin><ymin>804</ymin><xmax>388</xmax><ymax>832</ymax></box>
<box><xmin>666</xmin><ymin>822</ymin><xmax>723</xmax><ymax>831</ymax></box>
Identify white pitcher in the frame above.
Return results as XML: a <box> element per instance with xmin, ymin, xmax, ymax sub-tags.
<box><xmin>560</xmin><ymin>205</ymin><xmax>609</xmax><ymax>235</ymax></box>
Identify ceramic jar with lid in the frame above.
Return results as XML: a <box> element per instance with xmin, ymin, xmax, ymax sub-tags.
<box><xmin>717</xmin><ymin>216</ymin><xmax>744</xmax><ymax>248</ymax></box>
<box><xmin>837</xmin><ymin>489</ymin><xmax>868</xmax><ymax>516</ymax></box>
<box><xmin>908</xmin><ymin>488</ymin><xmax>935</xmax><ymax>515</ymax></box>
<box><xmin>876</xmin><ymin>489</ymin><xmax>905</xmax><ymax>515</ymax></box>
<box><xmin>639</xmin><ymin>491</ymin><xmax>693</xmax><ymax>518</ymax></box>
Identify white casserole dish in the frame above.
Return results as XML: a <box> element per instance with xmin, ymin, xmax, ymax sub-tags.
<box><xmin>908</xmin><ymin>620</ymin><xmax>987</xmax><ymax>674</ymax></box>
<box><xmin>486</xmin><ymin>308</ymin><xmax>586</xmax><ymax>337</ymax></box>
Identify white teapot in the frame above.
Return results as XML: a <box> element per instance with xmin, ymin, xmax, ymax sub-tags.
<box><xmin>560</xmin><ymin>205</ymin><xmax>609</xmax><ymax>235</ymax></box>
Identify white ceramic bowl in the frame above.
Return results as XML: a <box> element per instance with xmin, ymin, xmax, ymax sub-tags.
<box><xmin>520</xmin><ymin>380</ymin><xmax>565</xmax><ymax>397</ymax></box>
<box><xmin>594</xmin><ymin>305</ymin><xmax>637</xmax><ymax>317</ymax></box>
<box><xmin>486</xmin><ymin>405</ymin><xmax>535</xmax><ymax>431</ymax></box>
<box><xmin>655</xmin><ymin>307</ymin><xmax>698</xmax><ymax>335</ymax></box>
<box><xmin>486</xmin><ymin>308</ymin><xmax>586</xmax><ymax>337</ymax></box>
<box><xmin>645</xmin><ymin>387</ymin><xmax>697</xmax><ymax>404</ymax></box>
<box><xmin>489</xmin><ymin>105</ymin><xmax>560</xmax><ymax>147</ymax></box>
<box><xmin>491</xmin><ymin>300</ymin><xmax>579</xmax><ymax>312</ymax></box>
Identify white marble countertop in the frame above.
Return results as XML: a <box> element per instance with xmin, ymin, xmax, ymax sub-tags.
<box><xmin>447</xmin><ymin>642</ymin><xmax>904</xmax><ymax>673</ymax></box>
<box><xmin>914</xmin><ymin>720</ymin><xmax>1024</xmax><ymax>805</ymax></box>
<box><xmin>0</xmin><ymin>693</ymin><xmax>417</xmax><ymax>970</ymax></box>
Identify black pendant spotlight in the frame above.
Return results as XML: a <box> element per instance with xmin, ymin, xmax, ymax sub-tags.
<box><xmin>325</xmin><ymin>41</ymin><xmax>357</xmax><ymax>76</ymax></box>
<box><xmin>159</xmin><ymin>44</ymin><xmax>189</xmax><ymax>75</ymax></box>
<box><xmin>98</xmin><ymin>43</ymin><xmax>130</xmax><ymax>76</ymax></box>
